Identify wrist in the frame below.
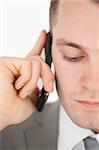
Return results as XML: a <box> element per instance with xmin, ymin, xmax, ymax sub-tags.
<box><xmin>0</xmin><ymin>113</ymin><xmax>10</xmax><ymax>131</ymax></box>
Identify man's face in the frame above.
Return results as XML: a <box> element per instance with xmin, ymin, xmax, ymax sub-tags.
<box><xmin>52</xmin><ymin>0</ymin><xmax>99</xmax><ymax>132</ymax></box>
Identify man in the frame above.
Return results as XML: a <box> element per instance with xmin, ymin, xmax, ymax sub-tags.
<box><xmin>0</xmin><ymin>0</ymin><xmax>99</xmax><ymax>149</ymax></box>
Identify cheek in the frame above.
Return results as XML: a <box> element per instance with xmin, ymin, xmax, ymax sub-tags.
<box><xmin>54</xmin><ymin>57</ymin><xmax>82</xmax><ymax>91</ymax></box>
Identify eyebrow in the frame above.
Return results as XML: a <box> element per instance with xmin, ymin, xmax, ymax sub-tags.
<box><xmin>56</xmin><ymin>38</ymin><xmax>84</xmax><ymax>50</ymax></box>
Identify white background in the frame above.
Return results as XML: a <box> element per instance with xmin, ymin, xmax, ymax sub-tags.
<box><xmin>0</xmin><ymin>0</ymin><xmax>58</xmax><ymax>102</ymax></box>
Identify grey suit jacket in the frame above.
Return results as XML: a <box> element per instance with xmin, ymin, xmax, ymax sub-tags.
<box><xmin>0</xmin><ymin>101</ymin><xmax>87</xmax><ymax>150</ymax></box>
<box><xmin>0</xmin><ymin>101</ymin><xmax>60</xmax><ymax>150</ymax></box>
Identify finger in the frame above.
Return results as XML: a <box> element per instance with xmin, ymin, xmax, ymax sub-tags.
<box><xmin>18</xmin><ymin>57</ymin><xmax>54</xmax><ymax>99</ymax></box>
<box><xmin>31</xmin><ymin>56</ymin><xmax>54</xmax><ymax>92</ymax></box>
<box><xmin>41</xmin><ymin>63</ymin><xmax>54</xmax><ymax>92</ymax></box>
<box><xmin>19</xmin><ymin>60</ymin><xmax>41</xmax><ymax>99</ymax></box>
<box><xmin>14</xmin><ymin>60</ymin><xmax>32</xmax><ymax>90</ymax></box>
<box><xmin>26</xmin><ymin>30</ymin><xmax>46</xmax><ymax>59</ymax></box>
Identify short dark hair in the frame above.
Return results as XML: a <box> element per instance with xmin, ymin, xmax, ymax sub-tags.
<box><xmin>49</xmin><ymin>0</ymin><xmax>99</xmax><ymax>33</ymax></box>
<box><xmin>49</xmin><ymin>0</ymin><xmax>59</xmax><ymax>33</ymax></box>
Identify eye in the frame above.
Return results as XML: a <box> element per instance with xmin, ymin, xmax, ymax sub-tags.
<box><xmin>64</xmin><ymin>56</ymin><xmax>84</xmax><ymax>62</ymax></box>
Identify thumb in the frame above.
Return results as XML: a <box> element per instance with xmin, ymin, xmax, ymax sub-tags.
<box><xmin>1</xmin><ymin>57</ymin><xmax>33</xmax><ymax>98</ymax></box>
<box><xmin>26</xmin><ymin>30</ymin><xmax>46</xmax><ymax>59</ymax></box>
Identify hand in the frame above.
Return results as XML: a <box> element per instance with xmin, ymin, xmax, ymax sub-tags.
<box><xmin>0</xmin><ymin>30</ymin><xmax>54</xmax><ymax>130</ymax></box>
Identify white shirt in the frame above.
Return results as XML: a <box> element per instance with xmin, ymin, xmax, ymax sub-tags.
<box><xmin>58</xmin><ymin>104</ymin><xmax>99</xmax><ymax>150</ymax></box>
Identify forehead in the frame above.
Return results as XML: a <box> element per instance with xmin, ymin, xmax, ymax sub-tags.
<box><xmin>53</xmin><ymin>0</ymin><xmax>99</xmax><ymax>50</ymax></box>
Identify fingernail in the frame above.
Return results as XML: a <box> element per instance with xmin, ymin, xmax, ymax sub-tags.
<box><xmin>42</xmin><ymin>29</ymin><xmax>46</xmax><ymax>33</ymax></box>
<box><xmin>22</xmin><ymin>92</ymin><xmax>30</xmax><ymax>98</ymax></box>
<box><xmin>16</xmin><ymin>84</ymin><xmax>21</xmax><ymax>90</ymax></box>
<box><xmin>41</xmin><ymin>29</ymin><xmax>46</xmax><ymax>34</ymax></box>
<box><xmin>49</xmin><ymin>81</ymin><xmax>54</xmax><ymax>90</ymax></box>
<box><xmin>16</xmin><ymin>83</ymin><xmax>24</xmax><ymax>90</ymax></box>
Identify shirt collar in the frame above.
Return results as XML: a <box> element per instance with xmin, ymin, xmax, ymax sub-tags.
<box><xmin>58</xmin><ymin>104</ymin><xmax>94</xmax><ymax>150</ymax></box>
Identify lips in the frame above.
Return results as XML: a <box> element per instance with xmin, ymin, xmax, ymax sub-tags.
<box><xmin>77</xmin><ymin>100</ymin><xmax>99</xmax><ymax>109</ymax></box>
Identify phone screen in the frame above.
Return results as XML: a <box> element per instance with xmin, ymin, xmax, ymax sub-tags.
<box><xmin>36</xmin><ymin>32</ymin><xmax>52</xmax><ymax>112</ymax></box>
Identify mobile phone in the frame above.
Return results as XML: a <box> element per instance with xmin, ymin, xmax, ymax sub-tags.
<box><xmin>36</xmin><ymin>32</ymin><xmax>52</xmax><ymax>112</ymax></box>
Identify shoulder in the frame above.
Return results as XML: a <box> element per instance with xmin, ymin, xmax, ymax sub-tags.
<box><xmin>31</xmin><ymin>100</ymin><xmax>60</xmax><ymax>124</ymax></box>
<box><xmin>1</xmin><ymin>100</ymin><xmax>60</xmax><ymax>131</ymax></box>
<box><xmin>20</xmin><ymin>100</ymin><xmax>60</xmax><ymax>128</ymax></box>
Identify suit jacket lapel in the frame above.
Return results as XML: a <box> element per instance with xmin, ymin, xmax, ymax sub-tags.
<box><xmin>23</xmin><ymin>101</ymin><xmax>60</xmax><ymax>150</ymax></box>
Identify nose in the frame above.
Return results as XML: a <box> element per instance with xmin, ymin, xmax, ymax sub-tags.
<box><xmin>80</xmin><ymin>64</ymin><xmax>99</xmax><ymax>92</ymax></box>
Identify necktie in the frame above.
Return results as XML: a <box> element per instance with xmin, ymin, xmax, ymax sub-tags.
<box><xmin>83</xmin><ymin>137</ymin><xmax>99</xmax><ymax>150</ymax></box>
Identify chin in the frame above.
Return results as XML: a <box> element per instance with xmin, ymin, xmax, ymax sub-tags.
<box><xmin>66</xmin><ymin>107</ymin><xmax>99</xmax><ymax>133</ymax></box>
<box><xmin>76</xmin><ymin>120</ymin><xmax>99</xmax><ymax>133</ymax></box>
<box><xmin>59</xmin><ymin>93</ymin><xmax>99</xmax><ymax>132</ymax></box>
